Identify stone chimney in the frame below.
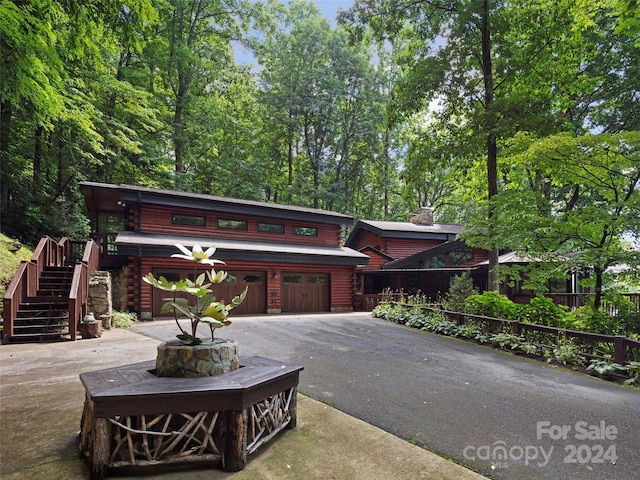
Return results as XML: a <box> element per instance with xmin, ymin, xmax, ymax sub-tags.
<box><xmin>410</xmin><ymin>206</ymin><xmax>434</xmax><ymax>225</ymax></box>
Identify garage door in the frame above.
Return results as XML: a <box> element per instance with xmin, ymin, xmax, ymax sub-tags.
<box><xmin>281</xmin><ymin>273</ymin><xmax>329</xmax><ymax>313</ymax></box>
<box><xmin>152</xmin><ymin>270</ymin><xmax>266</xmax><ymax>316</ymax></box>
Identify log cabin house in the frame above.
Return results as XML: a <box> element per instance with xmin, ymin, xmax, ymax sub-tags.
<box><xmin>79</xmin><ymin>182</ymin><xmax>369</xmax><ymax>318</ymax></box>
<box><xmin>80</xmin><ymin>185</ymin><xmax>586</xmax><ymax>318</ymax></box>
<box><xmin>345</xmin><ymin>207</ymin><xmax>588</xmax><ymax>309</ymax></box>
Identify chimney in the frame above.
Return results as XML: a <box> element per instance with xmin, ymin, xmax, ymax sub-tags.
<box><xmin>410</xmin><ymin>206</ymin><xmax>434</xmax><ymax>225</ymax></box>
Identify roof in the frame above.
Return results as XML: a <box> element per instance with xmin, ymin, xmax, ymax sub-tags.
<box><xmin>345</xmin><ymin>219</ymin><xmax>462</xmax><ymax>245</ymax></box>
<box><xmin>475</xmin><ymin>251</ymin><xmax>535</xmax><ymax>266</ymax></box>
<box><xmin>79</xmin><ymin>182</ymin><xmax>354</xmax><ymax>226</ymax></box>
<box><xmin>115</xmin><ymin>231</ymin><xmax>370</xmax><ymax>266</ymax></box>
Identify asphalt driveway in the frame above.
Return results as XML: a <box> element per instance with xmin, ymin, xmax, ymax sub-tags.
<box><xmin>131</xmin><ymin>312</ymin><xmax>640</xmax><ymax>480</ymax></box>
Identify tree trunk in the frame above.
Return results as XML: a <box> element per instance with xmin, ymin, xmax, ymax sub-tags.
<box><xmin>481</xmin><ymin>0</ymin><xmax>500</xmax><ymax>291</ymax></box>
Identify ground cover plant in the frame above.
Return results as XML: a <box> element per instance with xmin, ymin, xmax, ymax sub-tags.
<box><xmin>372</xmin><ymin>297</ymin><xmax>639</xmax><ymax>386</ymax></box>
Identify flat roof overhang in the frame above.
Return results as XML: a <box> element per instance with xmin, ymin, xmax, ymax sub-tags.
<box><xmin>115</xmin><ymin>231</ymin><xmax>370</xmax><ymax>267</ymax></box>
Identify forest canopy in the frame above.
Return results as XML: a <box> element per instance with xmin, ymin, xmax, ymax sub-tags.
<box><xmin>1</xmin><ymin>0</ymin><xmax>638</xmax><ymax>298</ymax></box>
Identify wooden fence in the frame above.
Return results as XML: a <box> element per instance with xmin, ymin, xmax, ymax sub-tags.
<box><xmin>418</xmin><ymin>305</ymin><xmax>640</xmax><ymax>365</ymax></box>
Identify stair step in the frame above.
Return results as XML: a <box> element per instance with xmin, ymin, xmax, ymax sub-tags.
<box><xmin>14</xmin><ymin>317</ymin><xmax>69</xmax><ymax>325</ymax></box>
<box><xmin>7</xmin><ymin>332</ymin><xmax>70</xmax><ymax>343</ymax></box>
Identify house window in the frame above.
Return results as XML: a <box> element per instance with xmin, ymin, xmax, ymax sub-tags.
<box><xmin>307</xmin><ymin>275</ymin><xmax>326</xmax><ymax>284</ymax></box>
<box><xmin>449</xmin><ymin>247</ymin><xmax>473</xmax><ymax>267</ymax></box>
<box><xmin>172</xmin><ymin>213</ymin><xmax>206</xmax><ymax>227</ymax></box>
<box><xmin>257</xmin><ymin>222</ymin><xmax>284</xmax><ymax>234</ymax></box>
<box><xmin>217</xmin><ymin>218</ymin><xmax>247</xmax><ymax>230</ymax></box>
<box><xmin>423</xmin><ymin>255</ymin><xmax>445</xmax><ymax>268</ymax></box>
<box><xmin>283</xmin><ymin>275</ymin><xmax>303</xmax><ymax>283</ymax></box>
<box><xmin>293</xmin><ymin>226</ymin><xmax>318</xmax><ymax>236</ymax></box>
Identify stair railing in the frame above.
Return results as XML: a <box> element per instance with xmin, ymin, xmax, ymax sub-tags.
<box><xmin>2</xmin><ymin>236</ymin><xmax>90</xmax><ymax>343</ymax></box>
<box><xmin>2</xmin><ymin>262</ymin><xmax>37</xmax><ymax>343</ymax></box>
<box><xmin>68</xmin><ymin>240</ymin><xmax>99</xmax><ymax>341</ymax></box>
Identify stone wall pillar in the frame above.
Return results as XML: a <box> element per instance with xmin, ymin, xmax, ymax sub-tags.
<box><xmin>87</xmin><ymin>271</ymin><xmax>113</xmax><ymax>329</ymax></box>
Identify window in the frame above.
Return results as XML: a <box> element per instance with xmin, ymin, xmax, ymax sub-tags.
<box><xmin>423</xmin><ymin>255</ymin><xmax>445</xmax><ymax>268</ymax></box>
<box><xmin>283</xmin><ymin>275</ymin><xmax>303</xmax><ymax>283</ymax></box>
<box><xmin>243</xmin><ymin>274</ymin><xmax>262</xmax><ymax>283</ymax></box>
<box><xmin>217</xmin><ymin>218</ymin><xmax>247</xmax><ymax>230</ymax></box>
<box><xmin>257</xmin><ymin>222</ymin><xmax>284</xmax><ymax>234</ymax></box>
<box><xmin>307</xmin><ymin>275</ymin><xmax>326</xmax><ymax>284</ymax></box>
<box><xmin>449</xmin><ymin>247</ymin><xmax>473</xmax><ymax>267</ymax></box>
<box><xmin>293</xmin><ymin>226</ymin><xmax>318</xmax><ymax>236</ymax></box>
<box><xmin>172</xmin><ymin>213</ymin><xmax>206</xmax><ymax>227</ymax></box>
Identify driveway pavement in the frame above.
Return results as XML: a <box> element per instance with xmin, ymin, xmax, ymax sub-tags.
<box><xmin>133</xmin><ymin>312</ymin><xmax>640</xmax><ymax>480</ymax></box>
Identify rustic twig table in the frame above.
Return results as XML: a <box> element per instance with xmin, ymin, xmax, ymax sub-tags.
<box><xmin>80</xmin><ymin>357</ymin><xmax>303</xmax><ymax>479</ymax></box>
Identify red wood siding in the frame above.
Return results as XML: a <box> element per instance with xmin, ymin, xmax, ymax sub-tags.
<box><xmin>137</xmin><ymin>205</ymin><xmax>342</xmax><ymax>247</ymax></box>
<box><xmin>384</xmin><ymin>238</ymin><xmax>443</xmax><ymax>259</ymax></box>
<box><xmin>358</xmin><ymin>250</ymin><xmax>391</xmax><ymax>270</ymax></box>
<box><xmin>135</xmin><ymin>257</ymin><xmax>355</xmax><ymax>316</ymax></box>
<box><xmin>351</xmin><ymin>230</ymin><xmax>383</xmax><ymax>252</ymax></box>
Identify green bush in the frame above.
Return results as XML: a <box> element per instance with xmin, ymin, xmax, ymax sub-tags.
<box><xmin>442</xmin><ymin>272</ymin><xmax>477</xmax><ymax>312</ymax></box>
<box><xmin>549</xmin><ymin>339</ymin><xmax>586</xmax><ymax>366</ymax></box>
<box><xmin>565</xmin><ymin>306</ymin><xmax>618</xmax><ymax>335</ymax></box>
<box><xmin>463</xmin><ymin>291</ymin><xmax>520</xmax><ymax>320</ymax></box>
<box><xmin>112</xmin><ymin>311</ymin><xmax>138</xmax><ymax>328</ymax></box>
<box><xmin>520</xmin><ymin>295</ymin><xmax>569</xmax><ymax>327</ymax></box>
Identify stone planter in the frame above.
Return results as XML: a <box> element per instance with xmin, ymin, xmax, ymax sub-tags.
<box><xmin>155</xmin><ymin>339</ymin><xmax>239</xmax><ymax>377</ymax></box>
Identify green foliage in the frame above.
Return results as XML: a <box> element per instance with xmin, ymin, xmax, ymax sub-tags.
<box><xmin>463</xmin><ymin>291</ymin><xmax>520</xmax><ymax>321</ymax></box>
<box><xmin>490</xmin><ymin>332</ymin><xmax>522</xmax><ymax>350</ymax></box>
<box><xmin>442</xmin><ymin>272</ymin><xmax>477</xmax><ymax>312</ymax></box>
<box><xmin>549</xmin><ymin>339</ymin><xmax>586</xmax><ymax>366</ymax></box>
<box><xmin>0</xmin><ymin>234</ymin><xmax>33</xmax><ymax>302</ymax></box>
<box><xmin>587</xmin><ymin>359</ymin><xmax>625</xmax><ymax>377</ymax></box>
<box><xmin>623</xmin><ymin>361</ymin><xmax>640</xmax><ymax>386</ymax></box>
<box><xmin>143</xmin><ymin>245</ymin><xmax>247</xmax><ymax>345</ymax></box>
<box><xmin>519</xmin><ymin>295</ymin><xmax>569</xmax><ymax>328</ymax></box>
<box><xmin>566</xmin><ymin>306</ymin><xmax>618</xmax><ymax>336</ymax></box>
<box><xmin>112</xmin><ymin>311</ymin><xmax>138</xmax><ymax>328</ymax></box>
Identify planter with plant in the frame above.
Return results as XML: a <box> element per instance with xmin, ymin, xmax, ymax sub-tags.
<box><xmin>143</xmin><ymin>244</ymin><xmax>247</xmax><ymax>377</ymax></box>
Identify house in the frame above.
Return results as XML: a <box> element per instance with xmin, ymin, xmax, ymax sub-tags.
<box><xmin>79</xmin><ymin>182</ymin><xmax>369</xmax><ymax>318</ymax></box>
<box><xmin>345</xmin><ymin>207</ymin><xmax>590</xmax><ymax>309</ymax></box>
<box><xmin>345</xmin><ymin>207</ymin><xmax>490</xmax><ymax>306</ymax></box>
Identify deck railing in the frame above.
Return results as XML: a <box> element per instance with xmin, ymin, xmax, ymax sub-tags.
<box><xmin>68</xmin><ymin>240</ymin><xmax>99</xmax><ymax>341</ymax></box>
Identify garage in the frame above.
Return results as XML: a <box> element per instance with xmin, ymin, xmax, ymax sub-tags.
<box><xmin>281</xmin><ymin>273</ymin><xmax>329</xmax><ymax>312</ymax></box>
<box><xmin>151</xmin><ymin>269</ymin><xmax>266</xmax><ymax>316</ymax></box>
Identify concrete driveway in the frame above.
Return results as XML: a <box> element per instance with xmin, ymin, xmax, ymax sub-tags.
<box><xmin>133</xmin><ymin>312</ymin><xmax>640</xmax><ymax>480</ymax></box>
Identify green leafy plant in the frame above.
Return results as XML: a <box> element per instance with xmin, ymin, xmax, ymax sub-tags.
<box><xmin>623</xmin><ymin>361</ymin><xmax>640</xmax><ymax>386</ymax></box>
<box><xmin>463</xmin><ymin>291</ymin><xmax>520</xmax><ymax>321</ymax></box>
<box><xmin>112</xmin><ymin>311</ymin><xmax>137</xmax><ymax>328</ymax></box>
<box><xmin>550</xmin><ymin>339</ymin><xmax>586</xmax><ymax>366</ymax></box>
<box><xmin>442</xmin><ymin>272</ymin><xmax>477</xmax><ymax>312</ymax></box>
<box><xmin>143</xmin><ymin>244</ymin><xmax>247</xmax><ymax>345</ymax></box>
<box><xmin>490</xmin><ymin>332</ymin><xmax>522</xmax><ymax>350</ymax></box>
<box><xmin>455</xmin><ymin>323</ymin><xmax>482</xmax><ymax>339</ymax></box>
<box><xmin>519</xmin><ymin>295</ymin><xmax>569</xmax><ymax>327</ymax></box>
<box><xmin>587</xmin><ymin>359</ymin><xmax>626</xmax><ymax>377</ymax></box>
<box><xmin>518</xmin><ymin>343</ymin><xmax>539</xmax><ymax>355</ymax></box>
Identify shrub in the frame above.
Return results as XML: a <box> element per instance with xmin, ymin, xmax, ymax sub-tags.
<box><xmin>405</xmin><ymin>307</ymin><xmax>429</xmax><ymax>328</ymax></box>
<box><xmin>520</xmin><ymin>295</ymin><xmax>569</xmax><ymax>327</ymax></box>
<box><xmin>442</xmin><ymin>272</ymin><xmax>477</xmax><ymax>312</ymax></box>
<box><xmin>490</xmin><ymin>332</ymin><xmax>522</xmax><ymax>350</ymax></box>
<box><xmin>587</xmin><ymin>359</ymin><xmax>625</xmax><ymax>377</ymax></box>
<box><xmin>549</xmin><ymin>339</ymin><xmax>586</xmax><ymax>366</ymax></box>
<box><xmin>566</xmin><ymin>306</ymin><xmax>618</xmax><ymax>335</ymax></box>
<box><xmin>112</xmin><ymin>311</ymin><xmax>138</xmax><ymax>328</ymax></box>
<box><xmin>464</xmin><ymin>291</ymin><xmax>520</xmax><ymax>320</ymax></box>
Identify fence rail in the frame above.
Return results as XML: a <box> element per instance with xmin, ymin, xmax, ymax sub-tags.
<box><xmin>417</xmin><ymin>305</ymin><xmax>640</xmax><ymax>365</ymax></box>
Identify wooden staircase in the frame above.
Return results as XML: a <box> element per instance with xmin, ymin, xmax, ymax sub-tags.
<box><xmin>2</xmin><ymin>236</ymin><xmax>99</xmax><ymax>344</ymax></box>
<box><xmin>10</xmin><ymin>266</ymin><xmax>74</xmax><ymax>342</ymax></box>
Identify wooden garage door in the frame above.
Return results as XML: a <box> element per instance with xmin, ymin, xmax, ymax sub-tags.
<box><xmin>152</xmin><ymin>270</ymin><xmax>265</xmax><ymax>316</ymax></box>
<box><xmin>281</xmin><ymin>273</ymin><xmax>329</xmax><ymax>313</ymax></box>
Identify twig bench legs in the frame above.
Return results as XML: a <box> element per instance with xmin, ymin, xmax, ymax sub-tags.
<box><xmin>81</xmin><ymin>387</ymin><xmax>299</xmax><ymax>479</ymax></box>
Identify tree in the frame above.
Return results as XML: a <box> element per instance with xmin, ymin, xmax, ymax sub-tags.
<box><xmin>492</xmin><ymin>131</ymin><xmax>640</xmax><ymax>309</ymax></box>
